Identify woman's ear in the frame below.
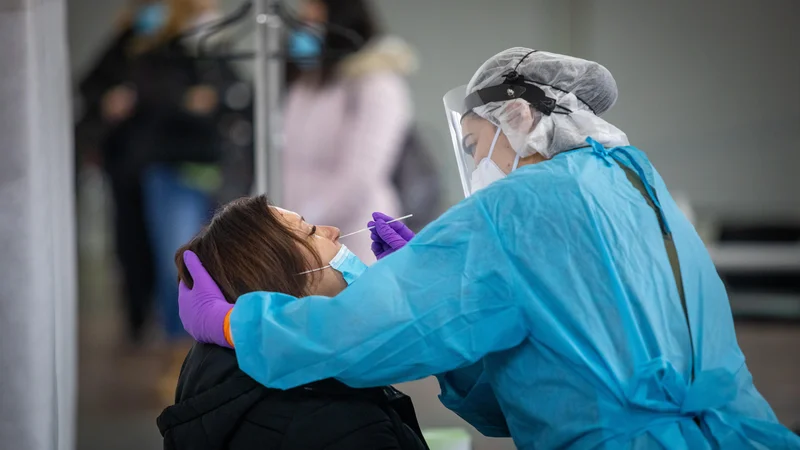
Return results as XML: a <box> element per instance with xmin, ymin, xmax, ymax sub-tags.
<box><xmin>504</xmin><ymin>101</ymin><xmax>537</xmax><ymax>133</ymax></box>
<box><xmin>496</xmin><ymin>99</ymin><xmax>540</xmax><ymax>154</ymax></box>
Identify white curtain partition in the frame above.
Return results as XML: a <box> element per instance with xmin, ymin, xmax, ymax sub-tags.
<box><xmin>0</xmin><ymin>0</ymin><xmax>77</xmax><ymax>449</ymax></box>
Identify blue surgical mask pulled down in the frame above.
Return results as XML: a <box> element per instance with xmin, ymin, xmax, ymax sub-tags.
<box><xmin>328</xmin><ymin>245</ymin><xmax>367</xmax><ymax>284</ymax></box>
<box><xmin>296</xmin><ymin>215</ymin><xmax>411</xmax><ymax>284</ymax></box>
<box><xmin>134</xmin><ymin>2</ymin><xmax>167</xmax><ymax>36</ymax></box>
<box><xmin>299</xmin><ymin>244</ymin><xmax>367</xmax><ymax>285</ymax></box>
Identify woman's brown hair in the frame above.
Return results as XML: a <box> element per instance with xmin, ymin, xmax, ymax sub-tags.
<box><xmin>175</xmin><ymin>195</ymin><xmax>322</xmax><ymax>303</ymax></box>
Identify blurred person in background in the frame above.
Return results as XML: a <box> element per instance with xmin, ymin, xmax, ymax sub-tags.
<box><xmin>75</xmin><ymin>0</ymin><xmax>253</xmax><ymax>395</ymax></box>
<box><xmin>282</xmin><ymin>0</ymin><xmax>417</xmax><ymax>262</ymax></box>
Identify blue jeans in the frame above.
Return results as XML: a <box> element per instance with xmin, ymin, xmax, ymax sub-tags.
<box><xmin>142</xmin><ymin>165</ymin><xmax>211</xmax><ymax>340</ymax></box>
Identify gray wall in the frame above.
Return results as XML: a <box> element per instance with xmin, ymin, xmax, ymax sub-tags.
<box><xmin>67</xmin><ymin>0</ymin><xmax>127</xmax><ymax>77</ymax></box>
<box><xmin>380</xmin><ymin>0</ymin><xmax>800</xmax><ymax>214</ymax></box>
<box><xmin>571</xmin><ymin>0</ymin><xmax>800</xmax><ymax>218</ymax></box>
<box><xmin>1</xmin><ymin>1</ymin><xmax>77</xmax><ymax>450</ymax></box>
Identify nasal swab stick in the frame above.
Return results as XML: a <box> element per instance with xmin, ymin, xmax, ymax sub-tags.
<box><xmin>339</xmin><ymin>214</ymin><xmax>414</xmax><ymax>239</ymax></box>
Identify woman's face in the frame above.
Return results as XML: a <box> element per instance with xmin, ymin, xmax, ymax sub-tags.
<box><xmin>271</xmin><ymin>207</ymin><xmax>346</xmax><ymax>297</ymax></box>
<box><xmin>461</xmin><ymin>114</ymin><xmax>518</xmax><ymax>174</ymax></box>
<box><xmin>299</xmin><ymin>0</ymin><xmax>328</xmax><ymax>24</ymax></box>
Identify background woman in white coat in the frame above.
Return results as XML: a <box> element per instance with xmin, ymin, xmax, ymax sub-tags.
<box><xmin>282</xmin><ymin>0</ymin><xmax>416</xmax><ymax>262</ymax></box>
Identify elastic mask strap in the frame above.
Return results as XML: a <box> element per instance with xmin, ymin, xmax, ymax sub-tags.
<box><xmin>299</xmin><ymin>236</ymin><xmax>330</xmax><ymax>275</ymax></box>
<box><xmin>512</xmin><ymin>154</ymin><xmax>521</xmax><ymax>171</ymax></box>
<box><xmin>489</xmin><ymin>127</ymin><xmax>521</xmax><ymax>173</ymax></box>
<box><xmin>487</xmin><ymin>126</ymin><xmax>502</xmax><ymax>160</ymax></box>
<box><xmin>297</xmin><ymin>265</ymin><xmax>330</xmax><ymax>276</ymax></box>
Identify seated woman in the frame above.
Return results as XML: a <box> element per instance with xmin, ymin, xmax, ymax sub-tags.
<box><xmin>156</xmin><ymin>195</ymin><xmax>428</xmax><ymax>450</ymax></box>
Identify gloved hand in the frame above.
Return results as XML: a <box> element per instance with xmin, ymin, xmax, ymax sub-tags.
<box><xmin>179</xmin><ymin>250</ymin><xmax>234</xmax><ymax>348</ymax></box>
<box><xmin>369</xmin><ymin>212</ymin><xmax>415</xmax><ymax>260</ymax></box>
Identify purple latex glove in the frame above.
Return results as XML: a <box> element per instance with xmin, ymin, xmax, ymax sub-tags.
<box><xmin>368</xmin><ymin>212</ymin><xmax>416</xmax><ymax>260</ymax></box>
<box><xmin>179</xmin><ymin>250</ymin><xmax>234</xmax><ymax>348</ymax></box>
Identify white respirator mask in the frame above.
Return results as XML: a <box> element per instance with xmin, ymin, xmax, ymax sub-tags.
<box><xmin>469</xmin><ymin>127</ymin><xmax>520</xmax><ymax>194</ymax></box>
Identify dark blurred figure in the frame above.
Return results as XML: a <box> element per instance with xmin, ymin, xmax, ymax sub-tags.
<box><xmin>75</xmin><ymin>0</ymin><xmax>253</xmax><ymax>352</ymax></box>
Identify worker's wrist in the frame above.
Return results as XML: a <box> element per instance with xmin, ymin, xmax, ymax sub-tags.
<box><xmin>223</xmin><ymin>308</ymin><xmax>234</xmax><ymax>348</ymax></box>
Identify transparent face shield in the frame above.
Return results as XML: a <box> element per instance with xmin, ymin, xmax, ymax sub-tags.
<box><xmin>443</xmin><ymin>85</ymin><xmax>475</xmax><ymax>198</ymax></box>
<box><xmin>444</xmin><ymin>74</ymin><xmax>559</xmax><ymax>198</ymax></box>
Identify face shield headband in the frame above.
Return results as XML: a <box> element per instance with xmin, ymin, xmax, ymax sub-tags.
<box><xmin>463</xmin><ymin>51</ymin><xmax>594</xmax><ymax>119</ymax></box>
<box><xmin>463</xmin><ymin>71</ymin><xmax>561</xmax><ymax>117</ymax></box>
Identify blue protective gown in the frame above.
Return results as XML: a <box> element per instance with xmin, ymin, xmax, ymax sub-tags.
<box><xmin>230</xmin><ymin>143</ymin><xmax>800</xmax><ymax>449</ymax></box>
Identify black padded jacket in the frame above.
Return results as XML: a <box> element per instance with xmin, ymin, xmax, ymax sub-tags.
<box><xmin>157</xmin><ymin>343</ymin><xmax>429</xmax><ymax>450</ymax></box>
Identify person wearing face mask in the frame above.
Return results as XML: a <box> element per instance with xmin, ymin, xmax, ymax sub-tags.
<box><xmin>281</xmin><ymin>0</ymin><xmax>417</xmax><ymax>262</ymax></box>
<box><xmin>158</xmin><ymin>195</ymin><xmax>429</xmax><ymax>450</ymax></box>
<box><xmin>76</xmin><ymin>0</ymin><xmax>255</xmax><ymax>403</ymax></box>
<box><xmin>76</xmin><ymin>0</ymin><xmax>253</xmax><ymax>348</ymax></box>
<box><xmin>175</xmin><ymin>48</ymin><xmax>800</xmax><ymax>449</ymax></box>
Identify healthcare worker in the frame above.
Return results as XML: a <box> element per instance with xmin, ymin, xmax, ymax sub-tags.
<box><xmin>177</xmin><ymin>48</ymin><xmax>800</xmax><ymax>449</ymax></box>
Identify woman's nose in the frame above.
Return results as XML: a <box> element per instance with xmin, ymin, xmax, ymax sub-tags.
<box><xmin>319</xmin><ymin>226</ymin><xmax>340</xmax><ymax>242</ymax></box>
